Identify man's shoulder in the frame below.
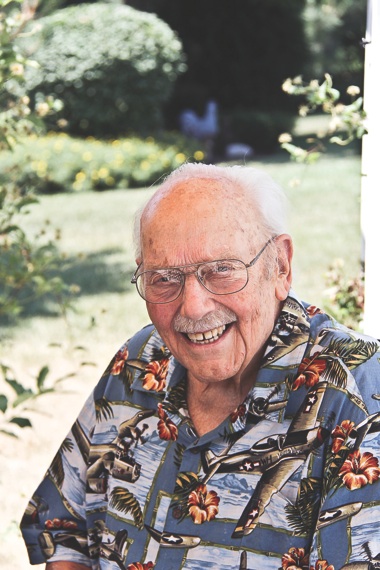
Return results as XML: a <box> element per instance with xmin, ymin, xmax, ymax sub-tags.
<box><xmin>307</xmin><ymin>305</ymin><xmax>380</xmax><ymax>393</ymax></box>
<box><xmin>127</xmin><ymin>323</ymin><xmax>157</xmax><ymax>356</ymax></box>
<box><xmin>307</xmin><ymin>304</ymin><xmax>379</xmax><ymax>349</ymax></box>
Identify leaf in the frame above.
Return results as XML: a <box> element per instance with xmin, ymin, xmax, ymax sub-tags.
<box><xmin>12</xmin><ymin>390</ymin><xmax>35</xmax><ymax>407</ymax></box>
<box><xmin>322</xmin><ymin>357</ymin><xmax>348</xmax><ymax>388</ymax></box>
<box><xmin>95</xmin><ymin>397</ymin><xmax>114</xmax><ymax>422</ymax></box>
<box><xmin>174</xmin><ymin>471</ymin><xmax>199</xmax><ymax>496</ymax></box>
<box><xmin>328</xmin><ymin>338</ymin><xmax>378</xmax><ymax>369</ymax></box>
<box><xmin>49</xmin><ymin>450</ymin><xmax>65</xmax><ymax>488</ymax></box>
<box><xmin>2</xmin><ymin>224</ymin><xmax>24</xmax><ymax>235</ymax></box>
<box><xmin>36</xmin><ymin>365</ymin><xmax>49</xmax><ymax>390</ymax></box>
<box><xmin>6</xmin><ymin>378</ymin><xmax>30</xmax><ymax>396</ymax></box>
<box><xmin>173</xmin><ymin>443</ymin><xmax>185</xmax><ymax>469</ymax></box>
<box><xmin>110</xmin><ymin>487</ymin><xmax>143</xmax><ymax>529</ymax></box>
<box><xmin>0</xmin><ymin>394</ymin><xmax>8</xmax><ymax>413</ymax></box>
<box><xmin>285</xmin><ymin>477</ymin><xmax>322</xmax><ymax>535</ymax></box>
<box><xmin>0</xmin><ymin>428</ymin><xmax>18</xmax><ymax>437</ymax></box>
<box><xmin>9</xmin><ymin>416</ymin><xmax>32</xmax><ymax>428</ymax></box>
<box><xmin>166</xmin><ymin>376</ymin><xmax>187</xmax><ymax>413</ymax></box>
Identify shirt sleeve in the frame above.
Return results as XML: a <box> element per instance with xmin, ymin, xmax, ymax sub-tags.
<box><xmin>20</xmin><ymin>389</ymin><xmax>97</xmax><ymax>567</ymax></box>
<box><xmin>309</xmin><ymin>340</ymin><xmax>380</xmax><ymax>568</ymax></box>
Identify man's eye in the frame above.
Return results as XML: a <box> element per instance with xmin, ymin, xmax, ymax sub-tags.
<box><xmin>215</xmin><ymin>264</ymin><xmax>233</xmax><ymax>273</ymax></box>
<box><xmin>214</xmin><ymin>262</ymin><xmax>239</xmax><ymax>274</ymax></box>
<box><xmin>149</xmin><ymin>272</ymin><xmax>181</xmax><ymax>285</ymax></box>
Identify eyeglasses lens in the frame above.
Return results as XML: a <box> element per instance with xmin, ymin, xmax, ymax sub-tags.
<box><xmin>137</xmin><ymin>260</ymin><xmax>248</xmax><ymax>303</ymax></box>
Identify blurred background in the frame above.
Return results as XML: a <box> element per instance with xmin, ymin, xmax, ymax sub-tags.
<box><xmin>0</xmin><ymin>0</ymin><xmax>367</xmax><ymax>567</ymax></box>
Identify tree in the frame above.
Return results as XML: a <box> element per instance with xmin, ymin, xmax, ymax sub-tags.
<box><xmin>304</xmin><ymin>0</ymin><xmax>367</xmax><ymax>95</ymax></box>
<box><xmin>130</xmin><ymin>0</ymin><xmax>309</xmax><ymax>126</ymax></box>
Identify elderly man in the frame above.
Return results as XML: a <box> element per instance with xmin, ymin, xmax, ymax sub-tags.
<box><xmin>21</xmin><ymin>163</ymin><xmax>380</xmax><ymax>570</ymax></box>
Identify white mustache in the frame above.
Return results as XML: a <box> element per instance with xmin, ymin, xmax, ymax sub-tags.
<box><xmin>173</xmin><ymin>307</ymin><xmax>237</xmax><ymax>334</ymax></box>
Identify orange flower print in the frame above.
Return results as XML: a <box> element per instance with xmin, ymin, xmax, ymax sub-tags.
<box><xmin>111</xmin><ymin>345</ymin><xmax>129</xmax><ymax>375</ymax></box>
<box><xmin>45</xmin><ymin>518</ymin><xmax>77</xmax><ymax>530</ymax></box>
<box><xmin>188</xmin><ymin>483</ymin><xmax>220</xmax><ymax>524</ymax></box>
<box><xmin>142</xmin><ymin>358</ymin><xmax>170</xmax><ymax>391</ymax></box>
<box><xmin>127</xmin><ymin>563</ymin><xmax>154</xmax><ymax>570</ymax></box>
<box><xmin>306</xmin><ymin>305</ymin><xmax>323</xmax><ymax>317</ymax></box>
<box><xmin>331</xmin><ymin>420</ymin><xmax>355</xmax><ymax>453</ymax></box>
<box><xmin>230</xmin><ymin>404</ymin><xmax>246</xmax><ymax>423</ymax></box>
<box><xmin>292</xmin><ymin>352</ymin><xmax>327</xmax><ymax>391</ymax></box>
<box><xmin>310</xmin><ymin>560</ymin><xmax>334</xmax><ymax>570</ymax></box>
<box><xmin>157</xmin><ymin>403</ymin><xmax>178</xmax><ymax>441</ymax></box>
<box><xmin>282</xmin><ymin>546</ymin><xmax>309</xmax><ymax>569</ymax></box>
<box><xmin>339</xmin><ymin>449</ymin><xmax>380</xmax><ymax>490</ymax></box>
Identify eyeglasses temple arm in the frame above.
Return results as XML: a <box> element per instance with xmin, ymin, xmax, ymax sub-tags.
<box><xmin>246</xmin><ymin>235</ymin><xmax>277</xmax><ymax>268</ymax></box>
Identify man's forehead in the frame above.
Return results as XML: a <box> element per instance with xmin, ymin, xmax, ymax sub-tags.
<box><xmin>143</xmin><ymin>176</ymin><xmax>254</xmax><ymax>223</ymax></box>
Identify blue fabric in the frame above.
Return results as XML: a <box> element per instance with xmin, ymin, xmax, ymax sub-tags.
<box><xmin>20</xmin><ymin>292</ymin><xmax>380</xmax><ymax>570</ymax></box>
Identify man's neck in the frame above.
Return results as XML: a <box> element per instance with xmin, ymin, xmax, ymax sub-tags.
<box><xmin>186</xmin><ymin>371</ymin><xmax>257</xmax><ymax>437</ymax></box>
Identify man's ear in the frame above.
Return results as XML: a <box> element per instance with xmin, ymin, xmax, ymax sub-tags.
<box><xmin>274</xmin><ymin>234</ymin><xmax>293</xmax><ymax>301</ymax></box>
<box><xmin>135</xmin><ymin>257</ymin><xmax>142</xmax><ymax>266</ymax></box>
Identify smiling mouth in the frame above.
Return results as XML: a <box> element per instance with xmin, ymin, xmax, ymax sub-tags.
<box><xmin>185</xmin><ymin>324</ymin><xmax>228</xmax><ymax>344</ymax></box>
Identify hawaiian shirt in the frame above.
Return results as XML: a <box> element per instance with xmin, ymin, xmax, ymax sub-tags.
<box><xmin>20</xmin><ymin>292</ymin><xmax>380</xmax><ymax>570</ymax></box>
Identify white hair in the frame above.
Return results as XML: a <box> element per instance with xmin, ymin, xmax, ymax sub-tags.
<box><xmin>133</xmin><ymin>162</ymin><xmax>289</xmax><ymax>259</ymax></box>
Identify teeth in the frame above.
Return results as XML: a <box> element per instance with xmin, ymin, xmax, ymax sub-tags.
<box><xmin>187</xmin><ymin>325</ymin><xmax>226</xmax><ymax>344</ymax></box>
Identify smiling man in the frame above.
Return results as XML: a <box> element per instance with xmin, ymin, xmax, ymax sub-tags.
<box><xmin>21</xmin><ymin>163</ymin><xmax>380</xmax><ymax>570</ymax></box>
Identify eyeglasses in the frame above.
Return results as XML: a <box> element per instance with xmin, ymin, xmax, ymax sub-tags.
<box><xmin>131</xmin><ymin>237</ymin><xmax>275</xmax><ymax>304</ymax></box>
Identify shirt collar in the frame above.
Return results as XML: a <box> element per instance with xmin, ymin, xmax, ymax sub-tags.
<box><xmin>130</xmin><ymin>291</ymin><xmax>312</xmax><ymax>426</ymax></box>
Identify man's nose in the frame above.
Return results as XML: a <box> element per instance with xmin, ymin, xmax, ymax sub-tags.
<box><xmin>179</xmin><ymin>274</ymin><xmax>215</xmax><ymax>320</ymax></box>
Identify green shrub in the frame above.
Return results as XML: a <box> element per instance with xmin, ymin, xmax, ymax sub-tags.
<box><xmin>0</xmin><ymin>132</ymin><xmax>205</xmax><ymax>194</ymax></box>
<box><xmin>20</xmin><ymin>3</ymin><xmax>185</xmax><ymax>137</ymax></box>
<box><xmin>323</xmin><ymin>259</ymin><xmax>364</xmax><ymax>331</ymax></box>
<box><xmin>226</xmin><ymin>109</ymin><xmax>295</xmax><ymax>154</ymax></box>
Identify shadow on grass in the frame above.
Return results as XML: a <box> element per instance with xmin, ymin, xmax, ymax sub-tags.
<box><xmin>1</xmin><ymin>248</ymin><xmax>136</xmax><ymax>324</ymax></box>
<box><xmin>61</xmin><ymin>248</ymin><xmax>135</xmax><ymax>297</ymax></box>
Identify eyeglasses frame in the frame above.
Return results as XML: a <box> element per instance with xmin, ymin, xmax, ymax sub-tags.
<box><xmin>131</xmin><ymin>236</ymin><xmax>277</xmax><ymax>304</ymax></box>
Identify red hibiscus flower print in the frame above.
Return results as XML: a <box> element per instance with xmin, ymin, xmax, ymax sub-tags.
<box><xmin>111</xmin><ymin>345</ymin><xmax>129</xmax><ymax>375</ymax></box>
<box><xmin>157</xmin><ymin>403</ymin><xmax>178</xmax><ymax>441</ymax></box>
<box><xmin>306</xmin><ymin>305</ymin><xmax>323</xmax><ymax>317</ymax></box>
<box><xmin>292</xmin><ymin>352</ymin><xmax>327</xmax><ymax>390</ymax></box>
<box><xmin>45</xmin><ymin>518</ymin><xmax>78</xmax><ymax>530</ymax></box>
<box><xmin>127</xmin><ymin>563</ymin><xmax>154</xmax><ymax>570</ymax></box>
<box><xmin>188</xmin><ymin>483</ymin><xmax>220</xmax><ymax>524</ymax></box>
<box><xmin>310</xmin><ymin>560</ymin><xmax>334</xmax><ymax>570</ymax></box>
<box><xmin>339</xmin><ymin>449</ymin><xmax>380</xmax><ymax>490</ymax></box>
<box><xmin>331</xmin><ymin>420</ymin><xmax>355</xmax><ymax>453</ymax></box>
<box><xmin>142</xmin><ymin>358</ymin><xmax>170</xmax><ymax>391</ymax></box>
<box><xmin>230</xmin><ymin>404</ymin><xmax>246</xmax><ymax>423</ymax></box>
<box><xmin>281</xmin><ymin>546</ymin><xmax>309</xmax><ymax>569</ymax></box>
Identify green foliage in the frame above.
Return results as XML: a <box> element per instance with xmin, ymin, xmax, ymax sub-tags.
<box><xmin>280</xmin><ymin>74</ymin><xmax>366</xmax><ymax>163</ymax></box>
<box><xmin>20</xmin><ymin>3</ymin><xmax>186</xmax><ymax>137</ymax></box>
<box><xmin>323</xmin><ymin>259</ymin><xmax>364</xmax><ymax>331</ymax></box>
<box><xmin>0</xmin><ymin>363</ymin><xmax>75</xmax><ymax>436</ymax></box>
<box><xmin>304</xmin><ymin>0</ymin><xmax>366</xmax><ymax>95</ymax></box>
<box><xmin>0</xmin><ymin>185</ymin><xmax>76</xmax><ymax>321</ymax></box>
<box><xmin>225</xmin><ymin>109</ymin><xmax>295</xmax><ymax>154</ymax></box>
<box><xmin>0</xmin><ymin>132</ymin><xmax>205</xmax><ymax>194</ymax></box>
<box><xmin>138</xmin><ymin>0</ymin><xmax>309</xmax><ymax>128</ymax></box>
<box><xmin>0</xmin><ymin>0</ymin><xmax>75</xmax><ymax>323</ymax></box>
